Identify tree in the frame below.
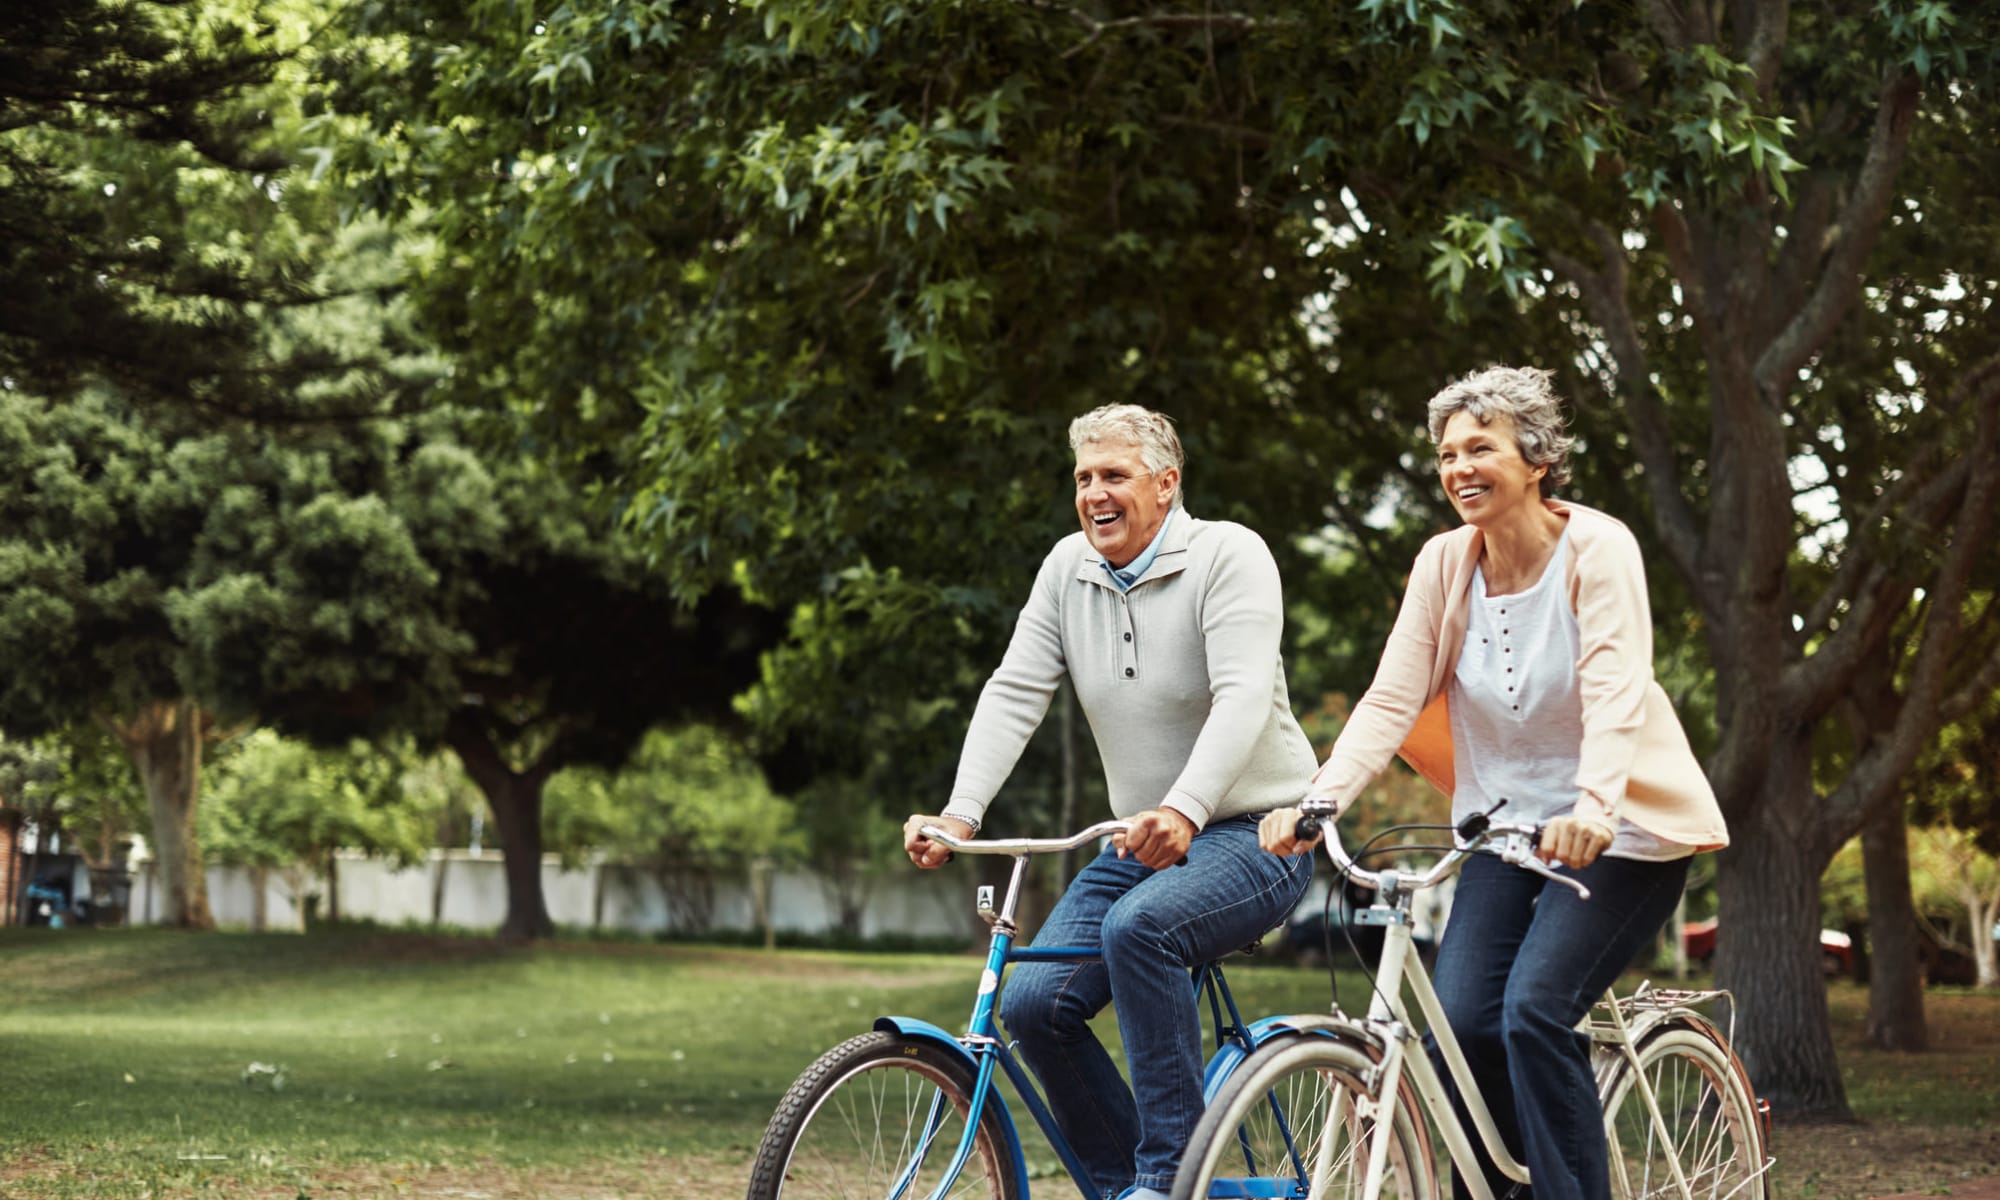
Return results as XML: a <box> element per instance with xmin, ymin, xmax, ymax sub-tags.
<box><xmin>324</xmin><ymin>0</ymin><xmax>2000</xmax><ymax>1112</ymax></box>
<box><xmin>1910</xmin><ymin>825</ymin><xmax>2000</xmax><ymax>989</ymax></box>
<box><xmin>0</xmin><ymin>0</ymin><xmax>427</xmax><ymax>419</ymax></box>
<box><xmin>202</xmin><ymin>730</ymin><xmax>441</xmax><ymax>928</ymax></box>
<box><xmin>2</xmin><ymin>0</ymin><xmax>445</xmax><ymax>925</ymax></box>
<box><xmin>1275</xmin><ymin>1</ymin><xmax>2000</xmax><ymax>1116</ymax></box>
<box><xmin>1908</xmin><ymin>688</ymin><xmax>2000</xmax><ymax>989</ymax></box>
<box><xmin>545</xmin><ymin>725</ymin><xmax>800</xmax><ymax>935</ymax></box>
<box><xmin>172</xmin><ymin>426</ymin><xmax>783</xmax><ymax>940</ymax></box>
<box><xmin>0</xmin><ymin>727</ymin><xmax>146</xmax><ymax>871</ymax></box>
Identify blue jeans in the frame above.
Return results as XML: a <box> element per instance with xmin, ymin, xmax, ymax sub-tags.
<box><xmin>1428</xmin><ymin>852</ymin><xmax>1690</xmax><ymax>1200</ymax></box>
<box><xmin>998</xmin><ymin>815</ymin><xmax>1313</xmax><ymax>1196</ymax></box>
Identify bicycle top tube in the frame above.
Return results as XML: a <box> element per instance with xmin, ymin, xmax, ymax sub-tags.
<box><xmin>919</xmin><ymin>819</ymin><xmax>1130</xmax><ymax>857</ymax></box>
<box><xmin>1296</xmin><ymin>809</ymin><xmax>1591</xmax><ymax>901</ymax></box>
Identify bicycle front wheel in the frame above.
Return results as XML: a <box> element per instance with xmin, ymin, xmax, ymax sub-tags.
<box><xmin>1173</xmin><ymin>1032</ymin><xmax>1436</xmax><ymax>1200</ymax></box>
<box><xmin>747</xmin><ymin>1031</ymin><xmax>1020</xmax><ymax>1200</ymax></box>
<box><xmin>1599</xmin><ymin>1022</ymin><xmax>1768</xmax><ymax>1200</ymax></box>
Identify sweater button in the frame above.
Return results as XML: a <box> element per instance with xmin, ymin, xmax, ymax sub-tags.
<box><xmin>1124</xmin><ymin>667</ymin><xmax>1135</xmax><ymax>678</ymax></box>
<box><xmin>1124</xmin><ymin>632</ymin><xmax>1132</xmax><ymax>642</ymax></box>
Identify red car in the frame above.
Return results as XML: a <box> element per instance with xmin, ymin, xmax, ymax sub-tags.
<box><xmin>1682</xmin><ymin>917</ymin><xmax>1853</xmax><ymax>975</ymax></box>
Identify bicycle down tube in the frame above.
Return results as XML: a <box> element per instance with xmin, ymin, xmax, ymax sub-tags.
<box><xmin>1323</xmin><ymin>818</ymin><xmax>1594</xmax><ymax>1200</ymax></box>
<box><xmin>920</xmin><ymin>821</ymin><xmax>1290</xmax><ymax>1200</ymax></box>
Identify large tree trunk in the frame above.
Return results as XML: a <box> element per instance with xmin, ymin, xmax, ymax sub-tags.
<box><xmin>1861</xmin><ymin>800</ymin><xmax>1927</xmax><ymax>1049</ymax></box>
<box><xmin>1712</xmin><ymin>740</ymin><xmax>1850</xmax><ymax>1121</ymax></box>
<box><xmin>250</xmin><ymin>863</ymin><xmax>268</xmax><ymax>933</ymax></box>
<box><xmin>323</xmin><ymin>849</ymin><xmax>342</xmax><ymax>923</ymax></box>
<box><xmin>447</xmin><ymin>722</ymin><xmax>555</xmax><ymax>941</ymax></box>
<box><xmin>107</xmin><ymin>698</ymin><xmax>213</xmax><ymax>929</ymax></box>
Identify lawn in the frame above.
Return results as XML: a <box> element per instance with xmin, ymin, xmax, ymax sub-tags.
<box><xmin>0</xmin><ymin>927</ymin><xmax>1993</xmax><ymax>1198</ymax></box>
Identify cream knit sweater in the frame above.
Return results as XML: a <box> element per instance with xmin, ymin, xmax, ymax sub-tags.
<box><xmin>944</xmin><ymin>513</ymin><xmax>1318</xmax><ymax>830</ymax></box>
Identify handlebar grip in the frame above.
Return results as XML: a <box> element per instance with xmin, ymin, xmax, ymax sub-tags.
<box><xmin>1295</xmin><ymin>815</ymin><xmax>1322</xmax><ymax>843</ymax></box>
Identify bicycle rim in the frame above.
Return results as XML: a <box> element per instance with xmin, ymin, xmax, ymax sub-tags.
<box><xmin>1600</xmin><ymin>1024</ymin><xmax>1768</xmax><ymax>1200</ymax></box>
<box><xmin>1173</xmin><ymin>1033</ymin><xmax>1435</xmax><ymax>1200</ymax></box>
<box><xmin>748</xmin><ymin>1032</ymin><xmax>1017</xmax><ymax>1200</ymax></box>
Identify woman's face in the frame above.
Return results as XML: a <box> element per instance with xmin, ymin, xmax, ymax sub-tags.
<box><xmin>1074</xmin><ymin>439</ymin><xmax>1177</xmax><ymax>568</ymax></box>
<box><xmin>1435</xmin><ymin>409</ymin><xmax>1546</xmax><ymax>527</ymax></box>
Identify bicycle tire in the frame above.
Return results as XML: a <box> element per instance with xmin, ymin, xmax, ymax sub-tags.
<box><xmin>746</xmin><ymin>1031</ymin><xmax>1020</xmax><ymax>1200</ymax></box>
<box><xmin>1173</xmin><ymin>1032</ymin><xmax>1437</xmax><ymax>1200</ymax></box>
<box><xmin>1599</xmin><ymin>1021</ymin><xmax>1768</xmax><ymax>1200</ymax></box>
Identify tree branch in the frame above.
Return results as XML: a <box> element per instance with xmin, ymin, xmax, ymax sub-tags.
<box><xmin>1642</xmin><ymin>0</ymin><xmax>1710</xmax><ymax>49</ymax></box>
<box><xmin>1800</xmin><ymin>356</ymin><xmax>2000</xmax><ymax>700</ymax></box>
<box><xmin>1545</xmin><ymin>222</ymin><xmax>1706</xmax><ymax>593</ymax></box>
<box><xmin>1754</xmin><ymin>70</ymin><xmax>1922</xmax><ymax>395</ymax></box>
<box><xmin>1733</xmin><ymin>0</ymin><xmax>1791</xmax><ymax>97</ymax></box>
<box><xmin>1821</xmin><ymin>363</ymin><xmax>2000</xmax><ymax>824</ymax></box>
<box><xmin>1938</xmin><ymin>637</ymin><xmax>2000</xmax><ymax>727</ymax></box>
<box><xmin>1052</xmin><ymin>8</ymin><xmax>1279</xmax><ymax>60</ymax></box>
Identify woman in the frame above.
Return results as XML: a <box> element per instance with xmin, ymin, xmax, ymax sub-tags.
<box><xmin>1261</xmin><ymin>366</ymin><xmax>1727</xmax><ymax>1200</ymax></box>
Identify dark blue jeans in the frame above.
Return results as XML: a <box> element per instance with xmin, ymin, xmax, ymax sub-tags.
<box><xmin>1428</xmin><ymin>852</ymin><xmax>1690</xmax><ymax>1200</ymax></box>
<box><xmin>998</xmin><ymin>815</ymin><xmax>1313</xmax><ymax>1196</ymax></box>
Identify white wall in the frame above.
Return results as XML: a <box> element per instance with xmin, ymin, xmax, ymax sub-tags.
<box><xmin>130</xmin><ymin>850</ymin><xmax>979</xmax><ymax>941</ymax></box>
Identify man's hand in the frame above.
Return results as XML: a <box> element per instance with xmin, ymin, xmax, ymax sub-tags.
<box><xmin>1258</xmin><ymin>807</ymin><xmax>1323</xmax><ymax>856</ymax></box>
<box><xmin>1539</xmin><ymin>815</ymin><xmax>1614</xmax><ymax>869</ymax></box>
<box><xmin>1116</xmin><ymin>808</ymin><xmax>1196</xmax><ymax>870</ymax></box>
<box><xmin>903</xmin><ymin>814</ymin><xmax>974</xmax><ymax>869</ymax></box>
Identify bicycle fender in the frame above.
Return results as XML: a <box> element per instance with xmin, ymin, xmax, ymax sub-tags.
<box><xmin>1202</xmin><ymin>1012</ymin><xmax>1392</xmax><ymax>1102</ymax></box>
<box><xmin>871</xmin><ymin>1016</ymin><xmax>1032</xmax><ymax>1198</ymax></box>
<box><xmin>1201</xmin><ymin>1015</ymin><xmax>1322</xmax><ymax>1100</ymax></box>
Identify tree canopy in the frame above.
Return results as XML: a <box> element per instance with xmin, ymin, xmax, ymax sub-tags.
<box><xmin>324</xmin><ymin>0</ymin><xmax>2000</xmax><ymax>1114</ymax></box>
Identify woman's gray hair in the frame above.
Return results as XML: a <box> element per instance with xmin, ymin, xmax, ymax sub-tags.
<box><xmin>1069</xmin><ymin>404</ymin><xmax>1186</xmax><ymax>509</ymax></box>
<box><xmin>1425</xmin><ymin>366</ymin><xmax>1573</xmax><ymax>495</ymax></box>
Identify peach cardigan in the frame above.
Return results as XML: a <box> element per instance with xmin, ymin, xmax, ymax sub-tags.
<box><xmin>1309</xmin><ymin>498</ymin><xmax>1728</xmax><ymax>850</ymax></box>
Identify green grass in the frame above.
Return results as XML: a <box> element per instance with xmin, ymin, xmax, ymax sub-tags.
<box><xmin>2</xmin><ymin>928</ymin><xmax>1994</xmax><ymax>1199</ymax></box>
<box><xmin>0</xmin><ymin>927</ymin><xmax>1346</xmax><ymax>1196</ymax></box>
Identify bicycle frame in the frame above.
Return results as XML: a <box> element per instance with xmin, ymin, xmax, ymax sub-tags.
<box><xmin>1336</xmin><ymin>870</ymin><xmax>1533</xmax><ymax>1200</ymax></box>
<box><xmin>906</xmin><ymin>822</ymin><xmax>1280</xmax><ymax>1200</ymax></box>
<box><xmin>1301</xmin><ymin>818</ymin><xmax>1756</xmax><ymax>1200</ymax></box>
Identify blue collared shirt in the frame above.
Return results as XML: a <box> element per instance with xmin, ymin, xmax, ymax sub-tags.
<box><xmin>1101</xmin><ymin>506</ymin><xmax>1177</xmax><ymax>592</ymax></box>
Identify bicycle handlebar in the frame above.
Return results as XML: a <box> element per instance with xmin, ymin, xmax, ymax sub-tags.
<box><xmin>918</xmin><ymin>820</ymin><xmax>1132</xmax><ymax>857</ymax></box>
<box><xmin>1295</xmin><ymin>805</ymin><xmax>1591</xmax><ymax>901</ymax></box>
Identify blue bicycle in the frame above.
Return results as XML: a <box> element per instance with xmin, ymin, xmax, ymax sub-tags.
<box><xmin>746</xmin><ymin>820</ymin><xmax>1310</xmax><ymax>1200</ymax></box>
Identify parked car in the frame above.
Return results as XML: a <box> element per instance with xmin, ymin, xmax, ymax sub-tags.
<box><xmin>1286</xmin><ymin>878</ymin><xmax>1439</xmax><ymax>968</ymax></box>
<box><xmin>1681</xmin><ymin>917</ymin><xmax>1852</xmax><ymax>974</ymax></box>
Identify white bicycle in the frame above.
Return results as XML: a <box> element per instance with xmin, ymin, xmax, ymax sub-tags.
<box><xmin>1170</xmin><ymin>810</ymin><xmax>1772</xmax><ymax>1200</ymax></box>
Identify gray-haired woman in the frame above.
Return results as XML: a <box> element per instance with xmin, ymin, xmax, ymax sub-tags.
<box><xmin>905</xmin><ymin>403</ymin><xmax>1318</xmax><ymax>1200</ymax></box>
<box><xmin>1262</xmin><ymin>366</ymin><xmax>1729</xmax><ymax>1200</ymax></box>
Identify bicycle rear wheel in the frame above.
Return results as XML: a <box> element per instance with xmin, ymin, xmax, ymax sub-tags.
<box><xmin>1599</xmin><ymin>1022</ymin><xmax>1768</xmax><ymax>1200</ymax></box>
<box><xmin>1173</xmin><ymin>1032</ymin><xmax>1436</xmax><ymax>1200</ymax></box>
<box><xmin>747</xmin><ymin>1031</ymin><xmax>1020</xmax><ymax>1200</ymax></box>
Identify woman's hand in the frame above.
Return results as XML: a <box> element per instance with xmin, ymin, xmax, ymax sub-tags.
<box><xmin>1539</xmin><ymin>815</ymin><xmax>1614</xmax><ymax>869</ymax></box>
<box><xmin>903</xmin><ymin>814</ymin><xmax>974</xmax><ymax>869</ymax></box>
<box><xmin>1258</xmin><ymin>807</ymin><xmax>1323</xmax><ymax>856</ymax></box>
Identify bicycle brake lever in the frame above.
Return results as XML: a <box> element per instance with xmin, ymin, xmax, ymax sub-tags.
<box><xmin>1519</xmin><ymin>853</ymin><xmax>1592</xmax><ymax>900</ymax></box>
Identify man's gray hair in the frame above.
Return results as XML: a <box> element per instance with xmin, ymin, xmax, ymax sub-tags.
<box><xmin>1069</xmin><ymin>404</ymin><xmax>1186</xmax><ymax>509</ymax></box>
<box><xmin>1425</xmin><ymin>365</ymin><xmax>1574</xmax><ymax>495</ymax></box>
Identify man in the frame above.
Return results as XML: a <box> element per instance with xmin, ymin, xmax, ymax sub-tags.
<box><xmin>905</xmin><ymin>403</ymin><xmax>1316</xmax><ymax>1200</ymax></box>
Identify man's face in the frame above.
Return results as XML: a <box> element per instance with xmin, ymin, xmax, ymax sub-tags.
<box><xmin>1074</xmin><ymin>440</ymin><xmax>1178</xmax><ymax>568</ymax></box>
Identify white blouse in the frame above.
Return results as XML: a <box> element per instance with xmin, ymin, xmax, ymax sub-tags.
<box><xmin>1448</xmin><ymin>532</ymin><xmax>1691</xmax><ymax>862</ymax></box>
